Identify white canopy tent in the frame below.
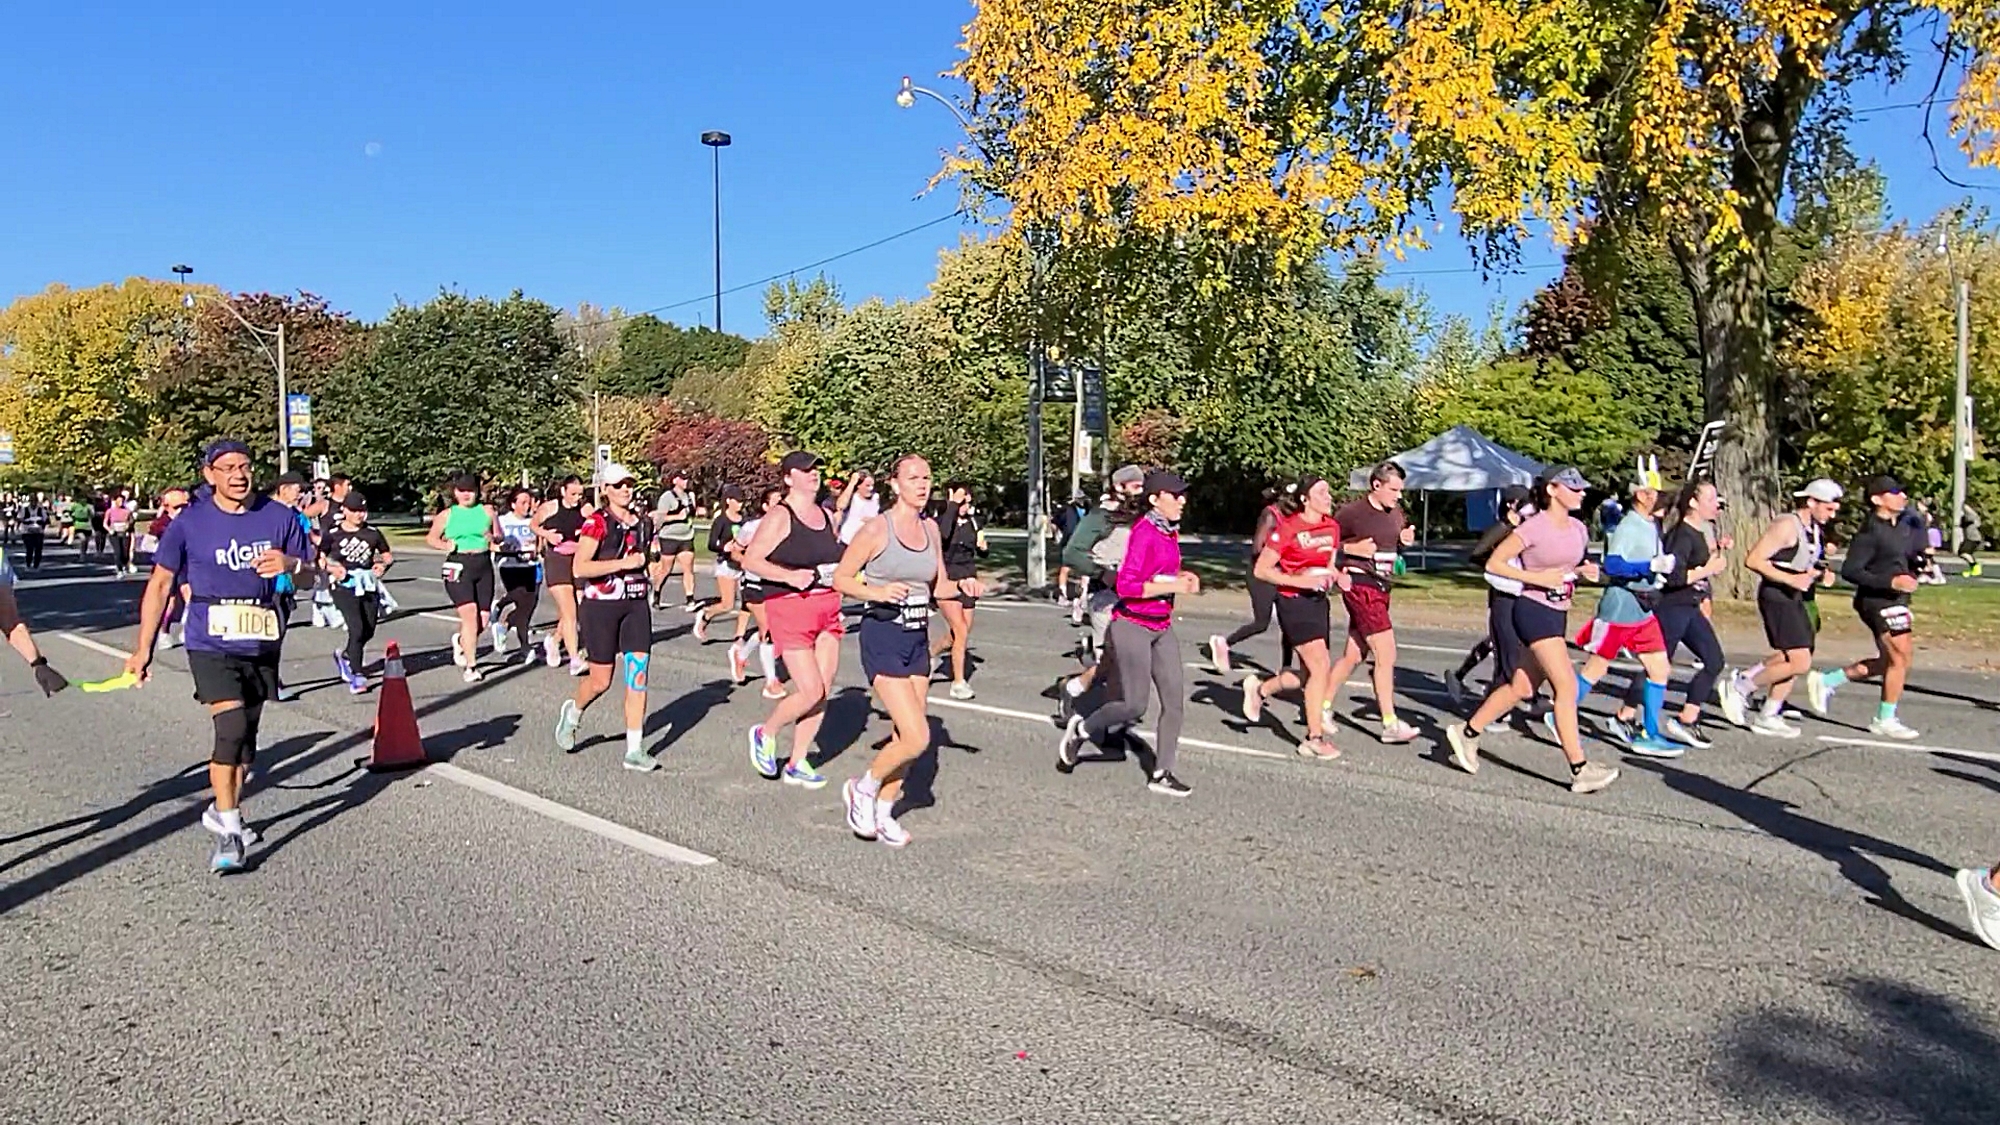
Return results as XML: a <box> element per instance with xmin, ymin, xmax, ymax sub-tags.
<box><xmin>1348</xmin><ymin>426</ymin><xmax>1546</xmax><ymax>568</ymax></box>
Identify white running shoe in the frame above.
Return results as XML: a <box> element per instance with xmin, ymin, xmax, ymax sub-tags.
<box><xmin>1804</xmin><ymin>670</ymin><xmax>1832</xmax><ymax>717</ymax></box>
<box><xmin>1868</xmin><ymin>715</ymin><xmax>1920</xmax><ymax>741</ymax></box>
<box><xmin>1379</xmin><ymin>719</ymin><xmax>1418</xmax><ymax>745</ymax></box>
<box><xmin>949</xmin><ymin>681</ymin><xmax>975</xmax><ymax>701</ymax></box>
<box><xmin>490</xmin><ymin>620</ymin><xmax>509</xmax><ymax>653</ymax></box>
<box><xmin>450</xmin><ymin>632</ymin><xmax>466</xmax><ymax>668</ymax></box>
<box><xmin>462</xmin><ymin>666</ymin><xmax>483</xmax><ymax>684</ymax></box>
<box><xmin>843</xmin><ymin>778</ymin><xmax>878</xmax><ymax>839</ymax></box>
<box><xmin>568</xmin><ymin>658</ymin><xmax>588</xmax><ymax>677</ymax></box>
<box><xmin>1717</xmin><ymin>674</ymin><xmax>1750</xmax><ymax>728</ymax></box>
<box><xmin>544</xmin><ymin>635</ymin><xmax>561</xmax><ymax>668</ymax></box>
<box><xmin>1749</xmin><ymin>713</ymin><xmax>1801</xmax><ymax>739</ymax></box>
<box><xmin>874</xmin><ymin>802</ymin><xmax>910</xmax><ymax>848</ymax></box>
<box><xmin>1209</xmin><ymin>635</ymin><xmax>1231</xmax><ymax>674</ymax></box>
<box><xmin>1662</xmin><ymin>717</ymin><xmax>1712</xmax><ymax>749</ymax></box>
<box><xmin>1954</xmin><ymin>868</ymin><xmax>2000</xmax><ymax>952</ymax></box>
<box><xmin>1240</xmin><ymin>674</ymin><xmax>1263</xmax><ymax>722</ymax></box>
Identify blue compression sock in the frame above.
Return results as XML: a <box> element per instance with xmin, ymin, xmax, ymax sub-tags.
<box><xmin>1642</xmin><ymin>679</ymin><xmax>1666</xmax><ymax>740</ymax></box>
<box><xmin>1575</xmin><ymin>672</ymin><xmax>1597</xmax><ymax>701</ymax></box>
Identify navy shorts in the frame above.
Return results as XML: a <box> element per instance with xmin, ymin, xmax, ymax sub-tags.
<box><xmin>1511</xmin><ymin>597</ymin><xmax>1569</xmax><ymax>645</ymax></box>
<box><xmin>859</xmin><ymin>615</ymin><xmax>930</xmax><ymax>681</ymax></box>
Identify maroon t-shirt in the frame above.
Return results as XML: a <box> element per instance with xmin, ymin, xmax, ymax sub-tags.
<box><xmin>1334</xmin><ymin>498</ymin><xmax>1405</xmax><ymax>588</ymax></box>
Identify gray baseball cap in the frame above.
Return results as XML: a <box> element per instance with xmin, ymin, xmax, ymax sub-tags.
<box><xmin>1111</xmin><ymin>464</ymin><xmax>1145</xmax><ymax>489</ymax></box>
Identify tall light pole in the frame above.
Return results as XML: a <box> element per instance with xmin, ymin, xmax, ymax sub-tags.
<box><xmin>1940</xmin><ymin>227</ymin><xmax>1974</xmax><ymax>555</ymax></box>
<box><xmin>177</xmin><ymin>277</ymin><xmax>290</xmax><ymax>475</ymax></box>
<box><xmin>701</xmin><ymin>130</ymin><xmax>732</xmax><ymax>333</ymax></box>
<box><xmin>896</xmin><ymin>75</ymin><xmax>1050</xmax><ymax>591</ymax></box>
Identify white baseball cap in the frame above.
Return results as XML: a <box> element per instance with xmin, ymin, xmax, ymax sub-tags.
<box><xmin>1794</xmin><ymin>479</ymin><xmax>1843</xmax><ymax>503</ymax></box>
<box><xmin>596</xmin><ymin>461</ymin><xmax>637</xmax><ymax>487</ymax></box>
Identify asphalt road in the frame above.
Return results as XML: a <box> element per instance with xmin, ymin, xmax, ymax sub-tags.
<box><xmin>6</xmin><ymin>545</ymin><xmax>2000</xmax><ymax>1124</ymax></box>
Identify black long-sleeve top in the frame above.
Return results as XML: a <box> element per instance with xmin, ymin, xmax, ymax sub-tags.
<box><xmin>1841</xmin><ymin>513</ymin><xmax>1916</xmax><ymax>601</ymax></box>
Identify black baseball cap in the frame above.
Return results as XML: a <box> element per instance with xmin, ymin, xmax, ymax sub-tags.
<box><xmin>778</xmin><ymin>451</ymin><xmax>822</xmax><ymax>475</ymax></box>
<box><xmin>202</xmin><ymin>439</ymin><xmax>252</xmax><ymax>467</ymax></box>
<box><xmin>718</xmin><ymin>483</ymin><xmax>744</xmax><ymax>501</ymax></box>
<box><xmin>1499</xmin><ymin>484</ymin><xmax>1533</xmax><ymax>512</ymax></box>
<box><xmin>274</xmin><ymin>470</ymin><xmax>306</xmax><ymax>489</ymax></box>
<box><xmin>341</xmin><ymin>492</ymin><xmax>369</xmax><ymax>512</ymax></box>
<box><xmin>1143</xmin><ymin>469</ymin><xmax>1188</xmax><ymax>498</ymax></box>
<box><xmin>1865</xmin><ymin>475</ymin><xmax>1905</xmax><ymax>498</ymax></box>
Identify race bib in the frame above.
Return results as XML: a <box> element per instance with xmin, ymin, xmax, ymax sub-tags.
<box><xmin>1878</xmin><ymin>604</ymin><xmax>1914</xmax><ymax>635</ymax></box>
<box><xmin>1372</xmin><ymin>551</ymin><xmax>1396</xmax><ymax>577</ymax></box>
<box><xmin>896</xmin><ymin>594</ymin><xmax>932</xmax><ymax>630</ymax></box>
<box><xmin>137</xmin><ymin>534</ymin><xmax>159</xmax><ymax>555</ymax></box>
<box><xmin>816</xmin><ymin>562</ymin><xmax>839</xmax><ymax>585</ymax></box>
<box><xmin>442</xmin><ymin>561</ymin><xmax>464</xmax><ymax>583</ymax></box>
<box><xmin>207</xmin><ymin>602</ymin><xmax>280</xmax><ymax>642</ymax></box>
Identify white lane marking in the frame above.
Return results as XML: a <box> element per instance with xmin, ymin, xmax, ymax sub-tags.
<box><xmin>420</xmin><ymin>611</ymin><xmax>463</xmax><ymax>624</ymax></box>
<box><xmin>1815</xmin><ymin>735</ymin><xmax>2000</xmax><ymax>763</ymax></box>
<box><xmin>927</xmin><ymin>694</ymin><xmax>1292</xmax><ymax>761</ymax></box>
<box><xmin>425</xmin><ymin>762</ymin><xmax>716</xmax><ymax>866</ymax></box>
<box><xmin>56</xmin><ymin>631</ymin><xmax>131</xmax><ymax>660</ymax></box>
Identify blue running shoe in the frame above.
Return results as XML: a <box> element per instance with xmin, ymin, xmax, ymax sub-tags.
<box><xmin>1625</xmin><ymin>735</ymin><xmax>1686</xmax><ymax>759</ymax></box>
<box><xmin>211</xmin><ymin>834</ymin><xmax>245</xmax><ymax>874</ymax></box>
<box><xmin>782</xmin><ymin>759</ymin><xmax>827</xmax><ymax>790</ymax></box>
<box><xmin>748</xmin><ymin>724</ymin><xmax>779</xmax><ymax>778</ymax></box>
<box><xmin>554</xmin><ymin>699</ymin><xmax>581</xmax><ymax>752</ymax></box>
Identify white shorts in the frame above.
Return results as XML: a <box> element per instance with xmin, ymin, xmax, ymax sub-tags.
<box><xmin>713</xmin><ymin>562</ymin><xmax>741</xmax><ymax>580</ymax></box>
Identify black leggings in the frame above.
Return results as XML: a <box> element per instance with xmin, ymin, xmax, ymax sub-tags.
<box><xmin>1622</xmin><ymin>601</ymin><xmax>1725</xmax><ymax>712</ymax></box>
<box><xmin>21</xmin><ymin>531</ymin><xmax>42</xmax><ymax>568</ymax></box>
<box><xmin>500</xmin><ymin>566</ymin><xmax>540</xmax><ymax>647</ymax></box>
<box><xmin>1225</xmin><ymin>576</ymin><xmax>1277</xmax><ymax>646</ymax></box>
<box><xmin>110</xmin><ymin>531</ymin><xmax>132</xmax><ymax>571</ymax></box>
<box><xmin>331</xmin><ymin>585</ymin><xmax>379</xmax><ymax>670</ymax></box>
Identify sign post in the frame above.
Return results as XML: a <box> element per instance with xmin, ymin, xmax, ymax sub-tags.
<box><xmin>285</xmin><ymin>394</ymin><xmax>314</xmax><ymax>449</ymax></box>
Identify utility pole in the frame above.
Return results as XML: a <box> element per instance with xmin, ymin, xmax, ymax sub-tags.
<box><xmin>276</xmin><ymin>322</ymin><xmax>290</xmax><ymax>476</ymax></box>
<box><xmin>701</xmin><ymin>131</ymin><xmax>732</xmax><ymax>333</ymax></box>
<box><xmin>1952</xmin><ymin>274</ymin><xmax>1972</xmax><ymax>554</ymax></box>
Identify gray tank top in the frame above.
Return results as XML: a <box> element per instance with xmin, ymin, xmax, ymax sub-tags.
<box><xmin>1774</xmin><ymin>512</ymin><xmax>1825</xmax><ymax>574</ymax></box>
<box><xmin>864</xmin><ymin>513</ymin><xmax>938</xmax><ymax>628</ymax></box>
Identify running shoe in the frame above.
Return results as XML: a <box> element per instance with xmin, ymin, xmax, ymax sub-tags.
<box><xmin>1240</xmin><ymin>674</ymin><xmax>1264</xmax><ymax>722</ymax></box>
<box><xmin>1954</xmin><ymin>868</ymin><xmax>2000</xmax><ymax>951</ymax></box>
<box><xmin>1209</xmin><ymin>635</ymin><xmax>1231</xmax><ymax>674</ymax></box>
<box><xmin>1867</xmin><ymin>715</ymin><xmax>1921</xmax><ymax>741</ymax></box>
<box><xmin>1379</xmin><ymin>719</ymin><xmax>1418</xmax><ymax>745</ymax></box>
<box><xmin>1602</xmin><ymin>715</ymin><xmax>1636</xmax><ymax>746</ymax></box>
<box><xmin>1147</xmin><ymin>771</ymin><xmax>1192</xmax><ymax>797</ymax></box>
<box><xmin>693</xmin><ymin>614</ymin><xmax>710</xmax><ymax>643</ymax></box>
<box><xmin>1296</xmin><ymin>737</ymin><xmax>1340</xmax><ymax>761</ymax></box>
<box><xmin>554</xmin><ymin>699</ymin><xmax>581</xmax><ymax>752</ymax></box>
<box><xmin>622</xmin><ymin>747</ymin><xmax>661</xmax><ymax>772</ymax></box>
<box><xmin>164</xmin><ymin>630</ymin><xmax>182</xmax><ymax>650</ymax></box>
<box><xmin>844</xmin><ymin>778</ymin><xmax>879</xmax><ymax>839</ymax></box>
<box><xmin>201</xmin><ymin>804</ymin><xmax>262</xmax><ymax>846</ymax></box>
<box><xmin>1446</xmin><ymin>724</ymin><xmax>1480</xmax><ymax>775</ymax></box>
<box><xmin>520</xmin><ymin>643</ymin><xmax>539</xmax><ymax>667</ymax></box>
<box><xmin>1804</xmin><ymin>670</ymin><xmax>1832</xmax><ymax>717</ymax></box>
<box><xmin>1750</xmin><ymin>713</ymin><xmax>1802</xmax><ymax>739</ymax></box>
<box><xmin>1539</xmin><ymin>709</ymin><xmax>1562</xmax><ymax>746</ymax></box>
<box><xmin>1069</xmin><ymin>600</ymin><xmax>1085</xmax><ymax>626</ymax></box>
<box><xmin>875</xmin><ymin>802</ymin><xmax>911</xmax><ymax>847</ymax></box>
<box><xmin>347</xmin><ymin>673</ymin><xmax>370</xmax><ymax>695</ymax></box>
<box><xmin>728</xmin><ymin>644</ymin><xmax>748</xmax><ymax>685</ymax></box>
<box><xmin>949</xmin><ymin>681</ymin><xmax>975</xmax><ymax>701</ymax></box>
<box><xmin>451</xmin><ymin>632</ymin><xmax>466</xmax><ymax>668</ymax></box>
<box><xmin>568</xmin><ymin>658</ymin><xmax>588</xmax><ymax>677</ymax></box>
<box><xmin>1444</xmin><ymin>671</ymin><xmax>1465</xmax><ymax>706</ymax></box>
<box><xmin>544</xmin><ymin>635</ymin><xmax>561</xmax><ymax>668</ymax></box>
<box><xmin>1662</xmin><ymin>717</ymin><xmax>1713</xmax><ymax>749</ymax></box>
<box><xmin>748</xmin><ymin>724</ymin><xmax>779</xmax><ymax>778</ymax></box>
<box><xmin>1717</xmin><ymin>674</ymin><xmax>1750</xmax><ymax>728</ymax></box>
<box><xmin>782</xmin><ymin>760</ymin><xmax>828</xmax><ymax>789</ymax></box>
<box><xmin>210</xmin><ymin>834</ymin><xmax>246</xmax><ymax>874</ymax></box>
<box><xmin>1625</xmin><ymin>735</ymin><xmax>1686</xmax><ymax>759</ymax></box>
<box><xmin>1056</xmin><ymin>713</ymin><xmax>1086</xmax><ymax>773</ymax></box>
<box><xmin>462</xmin><ymin>666</ymin><xmax>482</xmax><ymax>684</ymax></box>
<box><xmin>683</xmin><ymin>598</ymin><xmax>700</xmax><ymax>614</ymax></box>
<box><xmin>490</xmin><ymin>620</ymin><xmax>510</xmax><ymax>653</ymax></box>
<box><xmin>1569</xmin><ymin>761</ymin><xmax>1619</xmax><ymax>794</ymax></box>
<box><xmin>274</xmin><ymin>683</ymin><xmax>298</xmax><ymax>703</ymax></box>
<box><xmin>760</xmin><ymin>682</ymin><xmax>787</xmax><ymax>701</ymax></box>
<box><xmin>333</xmin><ymin>651</ymin><xmax>352</xmax><ymax>683</ymax></box>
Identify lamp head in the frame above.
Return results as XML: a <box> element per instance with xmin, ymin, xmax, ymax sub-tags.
<box><xmin>896</xmin><ymin>76</ymin><xmax>915</xmax><ymax>109</ymax></box>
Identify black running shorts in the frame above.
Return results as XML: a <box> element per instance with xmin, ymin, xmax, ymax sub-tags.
<box><xmin>580</xmin><ymin>597</ymin><xmax>652</xmax><ymax>663</ymax></box>
<box><xmin>1757</xmin><ymin>584</ymin><xmax>1816</xmax><ymax>652</ymax></box>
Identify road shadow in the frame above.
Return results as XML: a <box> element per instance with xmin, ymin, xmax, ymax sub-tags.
<box><xmin>1717</xmin><ymin>975</ymin><xmax>2000</xmax><ymax>1124</ymax></box>
<box><xmin>810</xmin><ymin>686</ymin><xmax>876</xmax><ymax>768</ymax></box>
<box><xmin>649</xmin><ymin>679</ymin><xmax>736</xmax><ymax>752</ymax></box>
<box><xmin>1626</xmin><ymin>759</ymin><xmax>1978</xmax><ymax>945</ymax></box>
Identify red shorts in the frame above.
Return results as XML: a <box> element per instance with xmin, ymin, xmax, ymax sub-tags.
<box><xmin>1341</xmin><ymin>582</ymin><xmax>1393</xmax><ymax>639</ymax></box>
<box><xmin>763</xmin><ymin>588</ymin><xmax>845</xmax><ymax>653</ymax></box>
<box><xmin>1573</xmin><ymin>615</ymin><xmax>1666</xmax><ymax>659</ymax></box>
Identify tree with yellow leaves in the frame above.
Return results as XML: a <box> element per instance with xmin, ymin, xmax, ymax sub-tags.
<box><xmin>953</xmin><ymin>0</ymin><xmax>1998</xmax><ymax>592</ymax></box>
<box><xmin>0</xmin><ymin>279</ymin><xmax>190</xmax><ymax>483</ymax></box>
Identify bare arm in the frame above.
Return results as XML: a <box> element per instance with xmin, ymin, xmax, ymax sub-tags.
<box><xmin>744</xmin><ymin>507</ymin><xmax>811</xmax><ymax>589</ymax></box>
<box><xmin>833</xmin><ymin>517</ymin><xmax>898</xmax><ymax>603</ymax></box>
<box><xmin>0</xmin><ymin>588</ymin><xmax>43</xmax><ymax>665</ymax></box>
<box><xmin>1744</xmin><ymin>519</ymin><xmax>1811</xmax><ymax>589</ymax></box>
<box><xmin>424</xmin><ymin>510</ymin><xmax>452</xmax><ymax>553</ymax></box>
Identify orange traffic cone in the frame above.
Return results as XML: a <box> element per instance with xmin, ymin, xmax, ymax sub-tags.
<box><xmin>367</xmin><ymin>641</ymin><xmax>427</xmax><ymax>772</ymax></box>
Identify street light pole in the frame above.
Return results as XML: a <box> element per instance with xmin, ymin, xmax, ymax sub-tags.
<box><xmin>1941</xmin><ymin>227</ymin><xmax>1975</xmax><ymax>556</ymax></box>
<box><xmin>701</xmin><ymin>131</ymin><xmax>732</xmax><ymax>333</ymax></box>
<box><xmin>276</xmin><ymin>321</ymin><xmax>289</xmax><ymax>476</ymax></box>
<box><xmin>177</xmin><ymin>277</ymin><xmax>291</xmax><ymax>474</ymax></box>
<box><xmin>897</xmin><ymin>75</ymin><xmax>1050</xmax><ymax>590</ymax></box>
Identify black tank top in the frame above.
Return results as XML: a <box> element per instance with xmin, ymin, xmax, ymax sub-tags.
<box><xmin>766</xmin><ymin>499</ymin><xmax>842</xmax><ymax>593</ymax></box>
<box><xmin>545</xmin><ymin>500</ymin><xmax>585</xmax><ymax>547</ymax></box>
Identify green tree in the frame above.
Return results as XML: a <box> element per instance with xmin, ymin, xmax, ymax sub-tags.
<box><xmin>603</xmin><ymin>315</ymin><xmax>749</xmax><ymax>396</ymax></box>
<box><xmin>320</xmin><ymin>292</ymin><xmax>585</xmax><ymax>494</ymax></box>
<box><xmin>1434</xmin><ymin>359</ymin><xmax>1643</xmax><ymax>482</ymax></box>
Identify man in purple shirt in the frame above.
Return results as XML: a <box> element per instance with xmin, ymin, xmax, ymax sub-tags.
<box><xmin>125</xmin><ymin>440</ymin><xmax>310</xmax><ymax>874</ymax></box>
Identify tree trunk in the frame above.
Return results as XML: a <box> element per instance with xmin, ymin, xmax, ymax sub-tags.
<box><xmin>1670</xmin><ymin>65</ymin><xmax>1815</xmax><ymax>599</ymax></box>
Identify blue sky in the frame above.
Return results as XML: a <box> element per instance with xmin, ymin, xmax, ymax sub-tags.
<box><xmin>4</xmin><ymin>2</ymin><xmax>1994</xmax><ymax>339</ymax></box>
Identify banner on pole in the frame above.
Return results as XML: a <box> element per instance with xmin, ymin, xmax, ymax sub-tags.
<box><xmin>285</xmin><ymin>395</ymin><xmax>314</xmax><ymax>449</ymax></box>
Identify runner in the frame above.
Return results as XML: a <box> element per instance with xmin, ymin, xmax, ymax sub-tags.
<box><xmin>743</xmin><ymin>451</ymin><xmax>845</xmax><ymax>788</ymax></box>
<box><xmin>494</xmin><ymin>487</ymin><xmax>543</xmax><ymax>664</ymax></box>
<box><xmin>0</xmin><ymin>540</ymin><xmax>70</xmax><ymax>695</ymax></box>
<box><xmin>1209</xmin><ymin>482</ymin><xmax>1293</xmax><ymax>676</ymax></box>
<box><xmin>1805</xmin><ymin>476</ymin><xmax>1924</xmax><ymax>739</ymax></box>
<box><xmin>1721</xmin><ymin>480</ymin><xmax>1841</xmax><ymax>734</ymax></box>
<box><xmin>930</xmin><ymin>482</ymin><xmax>988</xmax><ymax>700</ymax></box>
<box><xmin>1959</xmin><ymin>501</ymin><xmax>1985</xmax><ymax>578</ymax></box>
<box><xmin>1608</xmin><ymin>479</ymin><xmax>1729</xmax><ymax>748</ymax></box>
<box><xmin>532</xmin><ymin>475</ymin><xmax>591</xmax><ymax>675</ymax></box>
<box><xmin>650</xmin><ymin>470</ymin><xmax>699</xmax><ymax>612</ymax></box>
<box><xmin>1956</xmin><ymin>860</ymin><xmax>2000</xmax><ymax>951</ymax></box>
<box><xmin>835</xmin><ymin>454</ymin><xmax>985</xmax><ymax>846</ymax></box>
<box><xmin>1056</xmin><ymin>469</ymin><xmax>1198</xmax><ymax>796</ymax></box>
<box><xmin>19</xmin><ymin>492</ymin><xmax>48</xmax><ymax>570</ymax></box>
<box><xmin>122</xmin><ymin>440</ymin><xmax>310</xmax><ymax>872</ymax></box>
<box><xmin>426</xmin><ymin>474</ymin><xmax>498</xmax><ymax>684</ymax></box>
<box><xmin>1445</xmin><ymin>485</ymin><xmax>1534</xmax><ymax>706</ymax></box>
<box><xmin>1568</xmin><ymin>459</ymin><xmax>1684</xmax><ymax>759</ymax></box>
<box><xmin>308</xmin><ymin>476</ymin><xmax>352</xmax><ymax>628</ymax></box>
<box><xmin>1444</xmin><ymin>467</ymin><xmax>1620</xmax><ymax>794</ymax></box>
<box><xmin>144</xmin><ymin>488</ymin><xmax>191</xmax><ymax>646</ymax></box>
<box><xmin>105</xmin><ymin>491</ymin><xmax>135</xmax><ymax>577</ymax></box>
<box><xmin>1052</xmin><ymin>490</ymin><xmax>1089</xmax><ymax>606</ymax></box>
<box><xmin>553</xmin><ymin>462</ymin><xmax>661</xmax><ymax>771</ymax></box>
<box><xmin>1240</xmin><ymin>475</ymin><xmax>1351</xmax><ymax>760</ymax></box>
<box><xmin>693</xmin><ymin>484</ymin><xmax>749</xmax><ymax>646</ymax></box>
<box><xmin>730</xmin><ymin>485</ymin><xmax>787</xmax><ymax>697</ymax></box>
<box><xmin>320</xmin><ymin>492</ymin><xmax>393</xmax><ymax>693</ymax></box>
<box><xmin>1324</xmin><ymin>462</ymin><xmax>1419</xmax><ymax>744</ymax></box>
<box><xmin>267</xmin><ymin>472</ymin><xmax>315</xmax><ymax>702</ymax></box>
<box><xmin>835</xmin><ymin>469</ymin><xmax>881</xmax><ymax>545</ymax></box>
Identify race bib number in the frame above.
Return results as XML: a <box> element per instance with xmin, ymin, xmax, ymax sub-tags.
<box><xmin>442</xmin><ymin>561</ymin><xmax>464</xmax><ymax>584</ymax></box>
<box><xmin>1877</xmin><ymin>604</ymin><xmax>1914</xmax><ymax>635</ymax></box>
<box><xmin>207</xmin><ymin>602</ymin><xmax>280</xmax><ymax>642</ymax></box>
<box><xmin>816</xmin><ymin>563</ymin><xmax>839</xmax><ymax>586</ymax></box>
<box><xmin>1372</xmin><ymin>551</ymin><xmax>1396</xmax><ymax>577</ymax></box>
<box><xmin>1547</xmin><ymin>576</ymin><xmax>1577</xmax><ymax>609</ymax></box>
<box><xmin>896</xmin><ymin>597</ymin><xmax>931</xmax><ymax>629</ymax></box>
